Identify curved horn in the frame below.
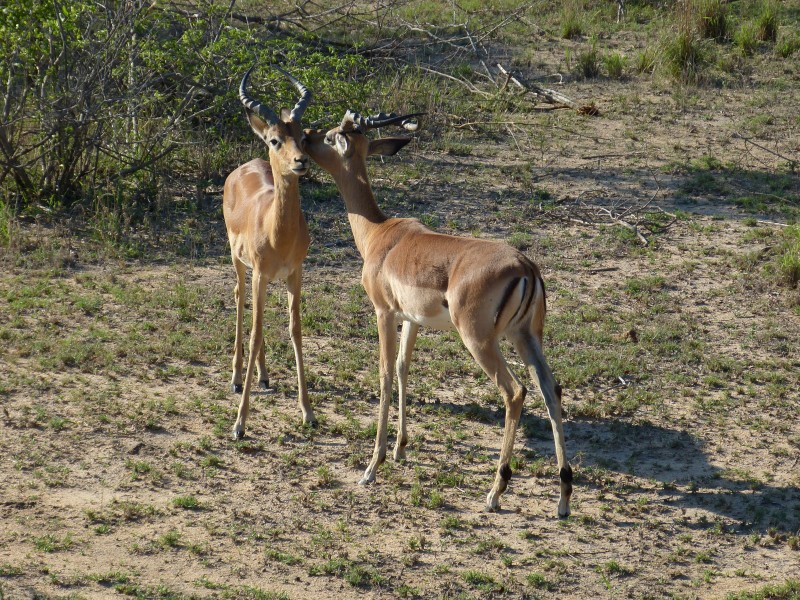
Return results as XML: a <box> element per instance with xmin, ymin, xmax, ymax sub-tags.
<box><xmin>239</xmin><ymin>65</ymin><xmax>280</xmax><ymax>125</ymax></box>
<box><xmin>341</xmin><ymin>110</ymin><xmax>425</xmax><ymax>131</ymax></box>
<box><xmin>270</xmin><ymin>65</ymin><xmax>312</xmax><ymax>122</ymax></box>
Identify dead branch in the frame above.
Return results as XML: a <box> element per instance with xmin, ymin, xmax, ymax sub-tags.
<box><xmin>757</xmin><ymin>220</ymin><xmax>790</xmax><ymax>227</ymax></box>
<box><xmin>112</xmin><ymin>143</ymin><xmax>180</xmax><ymax>180</ymax></box>
<box><xmin>733</xmin><ymin>132</ymin><xmax>798</xmax><ymax>171</ymax></box>
<box><xmin>534</xmin><ymin>179</ymin><xmax>673</xmax><ymax>246</ymax></box>
<box><xmin>417</xmin><ymin>66</ymin><xmax>492</xmax><ymax>97</ymax></box>
<box><xmin>495</xmin><ymin>63</ymin><xmax>577</xmax><ymax>108</ymax></box>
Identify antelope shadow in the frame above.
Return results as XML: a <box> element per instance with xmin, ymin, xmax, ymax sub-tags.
<box><xmin>432</xmin><ymin>398</ymin><xmax>800</xmax><ymax>534</ymax></box>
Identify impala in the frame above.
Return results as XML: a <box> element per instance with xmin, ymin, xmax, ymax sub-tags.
<box><xmin>223</xmin><ymin>65</ymin><xmax>315</xmax><ymax>438</ymax></box>
<box><xmin>301</xmin><ymin>110</ymin><xmax>573</xmax><ymax>516</ymax></box>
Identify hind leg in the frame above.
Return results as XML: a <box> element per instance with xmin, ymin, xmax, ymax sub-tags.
<box><xmin>286</xmin><ymin>268</ymin><xmax>315</xmax><ymax>425</ymax></box>
<box><xmin>511</xmin><ymin>331</ymin><xmax>572</xmax><ymax>518</ymax></box>
<box><xmin>394</xmin><ymin>320</ymin><xmax>418</xmax><ymax>461</ymax></box>
<box><xmin>459</xmin><ymin>331</ymin><xmax>527</xmax><ymax>511</ymax></box>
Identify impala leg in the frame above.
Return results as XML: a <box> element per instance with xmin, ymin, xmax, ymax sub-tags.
<box><xmin>394</xmin><ymin>320</ymin><xmax>419</xmax><ymax>461</ymax></box>
<box><xmin>233</xmin><ymin>270</ymin><xmax>268</xmax><ymax>439</ymax></box>
<box><xmin>512</xmin><ymin>332</ymin><xmax>572</xmax><ymax>518</ymax></box>
<box><xmin>230</xmin><ymin>257</ymin><xmax>246</xmax><ymax>394</ymax></box>
<box><xmin>286</xmin><ymin>268</ymin><xmax>315</xmax><ymax>426</ymax></box>
<box><xmin>256</xmin><ymin>318</ymin><xmax>269</xmax><ymax>391</ymax></box>
<box><xmin>360</xmin><ymin>311</ymin><xmax>397</xmax><ymax>485</ymax></box>
<box><xmin>462</xmin><ymin>335</ymin><xmax>526</xmax><ymax>511</ymax></box>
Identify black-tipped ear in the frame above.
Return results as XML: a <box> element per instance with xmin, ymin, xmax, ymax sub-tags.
<box><xmin>368</xmin><ymin>137</ymin><xmax>412</xmax><ymax>157</ymax></box>
<box><xmin>245</xmin><ymin>109</ymin><xmax>270</xmax><ymax>142</ymax></box>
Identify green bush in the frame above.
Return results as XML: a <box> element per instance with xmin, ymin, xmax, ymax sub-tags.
<box><xmin>577</xmin><ymin>40</ymin><xmax>601</xmax><ymax>78</ymax></box>
<box><xmin>661</xmin><ymin>30</ymin><xmax>712</xmax><ymax>84</ymax></box>
<box><xmin>634</xmin><ymin>47</ymin><xmax>657</xmax><ymax>74</ymax></box>
<box><xmin>756</xmin><ymin>1</ymin><xmax>778</xmax><ymax>42</ymax></box>
<box><xmin>697</xmin><ymin>0</ymin><xmax>728</xmax><ymax>41</ymax></box>
<box><xmin>776</xmin><ymin>32</ymin><xmax>800</xmax><ymax>57</ymax></box>
<box><xmin>561</xmin><ymin>1</ymin><xmax>584</xmax><ymax>39</ymax></box>
<box><xmin>735</xmin><ymin>21</ymin><xmax>760</xmax><ymax>56</ymax></box>
<box><xmin>0</xmin><ymin>1</ymin><xmax>368</xmax><ymax>211</ymax></box>
<box><xmin>604</xmin><ymin>51</ymin><xmax>627</xmax><ymax>78</ymax></box>
<box><xmin>777</xmin><ymin>225</ymin><xmax>800</xmax><ymax>288</ymax></box>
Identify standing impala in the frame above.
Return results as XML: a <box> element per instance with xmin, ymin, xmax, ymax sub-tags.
<box><xmin>301</xmin><ymin>111</ymin><xmax>573</xmax><ymax>516</ymax></box>
<box><xmin>223</xmin><ymin>65</ymin><xmax>315</xmax><ymax>438</ymax></box>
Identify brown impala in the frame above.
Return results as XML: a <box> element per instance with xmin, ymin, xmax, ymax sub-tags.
<box><xmin>223</xmin><ymin>65</ymin><xmax>315</xmax><ymax>438</ymax></box>
<box><xmin>301</xmin><ymin>111</ymin><xmax>572</xmax><ymax>516</ymax></box>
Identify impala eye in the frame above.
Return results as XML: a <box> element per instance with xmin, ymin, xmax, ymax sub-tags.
<box><xmin>269</xmin><ymin>138</ymin><xmax>281</xmax><ymax>148</ymax></box>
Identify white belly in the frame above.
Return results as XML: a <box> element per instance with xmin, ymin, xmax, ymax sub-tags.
<box><xmin>397</xmin><ymin>305</ymin><xmax>454</xmax><ymax>330</ymax></box>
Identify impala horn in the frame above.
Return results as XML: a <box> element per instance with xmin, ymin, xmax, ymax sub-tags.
<box><xmin>340</xmin><ymin>110</ymin><xmax>425</xmax><ymax>132</ymax></box>
<box><xmin>239</xmin><ymin>64</ymin><xmax>313</xmax><ymax>124</ymax></box>
<box><xmin>270</xmin><ymin>65</ymin><xmax>312</xmax><ymax>122</ymax></box>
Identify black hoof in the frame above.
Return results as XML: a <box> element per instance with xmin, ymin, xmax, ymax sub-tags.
<box><xmin>233</xmin><ymin>429</ymin><xmax>245</xmax><ymax>440</ymax></box>
<box><xmin>232</xmin><ymin>383</ymin><xmax>243</xmax><ymax>394</ymax></box>
<box><xmin>258</xmin><ymin>379</ymin><xmax>270</xmax><ymax>390</ymax></box>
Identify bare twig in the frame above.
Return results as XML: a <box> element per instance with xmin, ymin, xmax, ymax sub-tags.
<box><xmin>112</xmin><ymin>143</ymin><xmax>180</xmax><ymax>180</ymax></box>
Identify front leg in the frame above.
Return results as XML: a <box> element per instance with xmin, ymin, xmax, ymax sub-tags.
<box><xmin>233</xmin><ymin>270</ymin><xmax>268</xmax><ymax>439</ymax></box>
<box><xmin>230</xmin><ymin>258</ymin><xmax>246</xmax><ymax>393</ymax></box>
<box><xmin>394</xmin><ymin>320</ymin><xmax>418</xmax><ymax>461</ymax></box>
<box><xmin>286</xmin><ymin>269</ymin><xmax>315</xmax><ymax>426</ymax></box>
<box><xmin>359</xmin><ymin>311</ymin><xmax>398</xmax><ymax>485</ymax></box>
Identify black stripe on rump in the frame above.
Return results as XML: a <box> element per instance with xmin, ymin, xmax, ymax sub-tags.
<box><xmin>517</xmin><ymin>274</ymin><xmax>536</xmax><ymax>323</ymax></box>
<box><xmin>495</xmin><ymin>277</ymin><xmax>521</xmax><ymax>325</ymax></box>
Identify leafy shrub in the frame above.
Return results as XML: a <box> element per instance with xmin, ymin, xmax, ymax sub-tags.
<box><xmin>0</xmin><ymin>1</ymin><xmax>368</xmax><ymax>210</ymax></box>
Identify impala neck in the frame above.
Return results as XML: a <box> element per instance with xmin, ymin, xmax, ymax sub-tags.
<box><xmin>270</xmin><ymin>168</ymin><xmax>302</xmax><ymax>235</ymax></box>
<box><xmin>332</xmin><ymin>162</ymin><xmax>388</xmax><ymax>258</ymax></box>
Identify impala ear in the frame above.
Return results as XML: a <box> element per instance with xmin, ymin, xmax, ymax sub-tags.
<box><xmin>334</xmin><ymin>132</ymin><xmax>351</xmax><ymax>156</ymax></box>
<box><xmin>368</xmin><ymin>137</ymin><xmax>412</xmax><ymax>157</ymax></box>
<box><xmin>245</xmin><ymin>109</ymin><xmax>270</xmax><ymax>142</ymax></box>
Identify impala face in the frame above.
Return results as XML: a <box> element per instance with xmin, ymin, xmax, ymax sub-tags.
<box><xmin>302</xmin><ymin>126</ymin><xmax>410</xmax><ymax>178</ymax></box>
<box><xmin>250</xmin><ymin>116</ymin><xmax>309</xmax><ymax>177</ymax></box>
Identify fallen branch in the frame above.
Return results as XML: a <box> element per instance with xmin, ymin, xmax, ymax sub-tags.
<box><xmin>496</xmin><ymin>63</ymin><xmax>577</xmax><ymax>108</ymax></box>
<box><xmin>733</xmin><ymin>132</ymin><xmax>798</xmax><ymax>171</ymax></box>
<box><xmin>418</xmin><ymin>66</ymin><xmax>491</xmax><ymax>97</ymax></box>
